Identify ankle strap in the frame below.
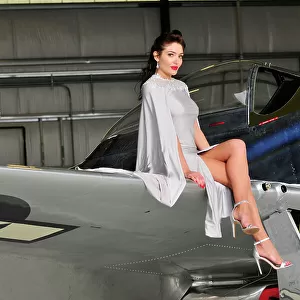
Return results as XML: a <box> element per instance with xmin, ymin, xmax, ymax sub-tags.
<box><xmin>233</xmin><ymin>200</ymin><xmax>249</xmax><ymax>209</ymax></box>
<box><xmin>254</xmin><ymin>237</ymin><xmax>270</xmax><ymax>246</ymax></box>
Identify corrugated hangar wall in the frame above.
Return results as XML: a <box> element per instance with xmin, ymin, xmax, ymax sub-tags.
<box><xmin>0</xmin><ymin>4</ymin><xmax>300</xmax><ymax>167</ymax></box>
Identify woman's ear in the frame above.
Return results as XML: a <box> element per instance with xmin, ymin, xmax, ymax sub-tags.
<box><xmin>153</xmin><ymin>51</ymin><xmax>159</xmax><ymax>62</ymax></box>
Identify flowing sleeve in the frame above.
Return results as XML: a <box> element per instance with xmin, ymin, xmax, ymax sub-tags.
<box><xmin>134</xmin><ymin>83</ymin><xmax>186</xmax><ymax>207</ymax></box>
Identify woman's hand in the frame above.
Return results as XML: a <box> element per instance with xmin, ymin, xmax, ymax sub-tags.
<box><xmin>184</xmin><ymin>171</ymin><xmax>206</xmax><ymax>189</ymax></box>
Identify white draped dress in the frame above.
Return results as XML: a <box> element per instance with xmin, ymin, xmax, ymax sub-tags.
<box><xmin>134</xmin><ymin>74</ymin><xmax>233</xmax><ymax>238</ymax></box>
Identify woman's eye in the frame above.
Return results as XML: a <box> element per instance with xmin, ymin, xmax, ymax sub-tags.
<box><xmin>168</xmin><ymin>53</ymin><xmax>173</xmax><ymax>57</ymax></box>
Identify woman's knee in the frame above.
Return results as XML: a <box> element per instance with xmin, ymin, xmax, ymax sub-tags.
<box><xmin>227</xmin><ymin>139</ymin><xmax>246</xmax><ymax>154</ymax></box>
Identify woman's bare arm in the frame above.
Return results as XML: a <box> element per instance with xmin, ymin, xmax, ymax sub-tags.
<box><xmin>194</xmin><ymin>120</ymin><xmax>210</xmax><ymax>150</ymax></box>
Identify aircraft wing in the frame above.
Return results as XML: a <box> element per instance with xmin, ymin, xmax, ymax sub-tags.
<box><xmin>0</xmin><ymin>166</ymin><xmax>299</xmax><ymax>300</ymax></box>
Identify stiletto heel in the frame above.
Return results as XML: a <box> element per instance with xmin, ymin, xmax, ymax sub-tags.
<box><xmin>230</xmin><ymin>200</ymin><xmax>259</xmax><ymax>238</ymax></box>
<box><xmin>232</xmin><ymin>220</ymin><xmax>236</xmax><ymax>238</ymax></box>
<box><xmin>254</xmin><ymin>248</ymin><xmax>263</xmax><ymax>275</ymax></box>
<box><xmin>253</xmin><ymin>237</ymin><xmax>293</xmax><ymax>275</ymax></box>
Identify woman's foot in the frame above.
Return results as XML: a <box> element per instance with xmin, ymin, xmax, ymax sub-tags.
<box><xmin>253</xmin><ymin>237</ymin><xmax>292</xmax><ymax>274</ymax></box>
<box><xmin>255</xmin><ymin>237</ymin><xmax>284</xmax><ymax>266</ymax></box>
<box><xmin>232</xmin><ymin>200</ymin><xmax>259</xmax><ymax>232</ymax></box>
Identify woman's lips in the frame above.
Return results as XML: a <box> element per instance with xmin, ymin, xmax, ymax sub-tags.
<box><xmin>171</xmin><ymin>66</ymin><xmax>178</xmax><ymax>70</ymax></box>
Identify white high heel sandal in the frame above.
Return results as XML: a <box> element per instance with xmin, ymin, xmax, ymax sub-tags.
<box><xmin>253</xmin><ymin>237</ymin><xmax>293</xmax><ymax>275</ymax></box>
<box><xmin>230</xmin><ymin>200</ymin><xmax>259</xmax><ymax>238</ymax></box>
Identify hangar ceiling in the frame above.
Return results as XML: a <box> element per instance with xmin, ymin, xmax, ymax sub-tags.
<box><xmin>0</xmin><ymin>0</ymin><xmax>155</xmax><ymax>3</ymax></box>
<box><xmin>0</xmin><ymin>0</ymin><xmax>298</xmax><ymax>4</ymax></box>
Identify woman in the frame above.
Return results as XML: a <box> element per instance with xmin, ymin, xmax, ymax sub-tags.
<box><xmin>135</xmin><ymin>30</ymin><xmax>292</xmax><ymax>274</ymax></box>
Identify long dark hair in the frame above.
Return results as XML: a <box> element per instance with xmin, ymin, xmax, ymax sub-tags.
<box><xmin>139</xmin><ymin>30</ymin><xmax>186</xmax><ymax>99</ymax></box>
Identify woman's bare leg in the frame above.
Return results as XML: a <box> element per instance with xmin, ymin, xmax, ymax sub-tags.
<box><xmin>200</xmin><ymin>140</ymin><xmax>284</xmax><ymax>264</ymax></box>
<box><xmin>247</xmin><ymin>190</ymin><xmax>283</xmax><ymax>264</ymax></box>
<box><xmin>201</xmin><ymin>139</ymin><xmax>255</xmax><ymax>227</ymax></box>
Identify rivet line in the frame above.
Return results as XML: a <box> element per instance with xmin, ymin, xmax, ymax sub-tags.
<box><xmin>104</xmin><ymin>266</ymin><xmax>163</xmax><ymax>276</ymax></box>
<box><xmin>104</xmin><ymin>243</ymin><xmax>252</xmax><ymax>268</ymax></box>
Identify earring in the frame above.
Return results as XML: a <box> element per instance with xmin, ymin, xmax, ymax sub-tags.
<box><xmin>156</xmin><ymin>62</ymin><xmax>159</xmax><ymax>69</ymax></box>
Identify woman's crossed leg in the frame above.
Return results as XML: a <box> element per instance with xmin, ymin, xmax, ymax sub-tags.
<box><xmin>200</xmin><ymin>139</ymin><xmax>285</xmax><ymax>265</ymax></box>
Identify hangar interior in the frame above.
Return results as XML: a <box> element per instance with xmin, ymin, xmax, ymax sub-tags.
<box><xmin>0</xmin><ymin>0</ymin><xmax>300</xmax><ymax>167</ymax></box>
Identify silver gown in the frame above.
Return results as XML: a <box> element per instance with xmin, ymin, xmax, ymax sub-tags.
<box><xmin>134</xmin><ymin>74</ymin><xmax>233</xmax><ymax>238</ymax></box>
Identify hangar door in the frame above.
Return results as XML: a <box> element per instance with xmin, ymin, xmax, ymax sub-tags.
<box><xmin>0</xmin><ymin>128</ymin><xmax>25</xmax><ymax>166</ymax></box>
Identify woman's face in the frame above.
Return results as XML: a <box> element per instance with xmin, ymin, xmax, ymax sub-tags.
<box><xmin>154</xmin><ymin>42</ymin><xmax>184</xmax><ymax>79</ymax></box>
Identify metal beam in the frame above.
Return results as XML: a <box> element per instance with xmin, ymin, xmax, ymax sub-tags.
<box><xmin>0</xmin><ymin>112</ymin><xmax>127</xmax><ymax>123</ymax></box>
<box><xmin>2</xmin><ymin>52</ymin><xmax>300</xmax><ymax>69</ymax></box>
<box><xmin>235</xmin><ymin>0</ymin><xmax>243</xmax><ymax>60</ymax></box>
<box><xmin>239</xmin><ymin>0</ymin><xmax>300</xmax><ymax>6</ymax></box>
<box><xmin>0</xmin><ymin>56</ymin><xmax>146</xmax><ymax>66</ymax></box>
<box><xmin>179</xmin><ymin>1</ymin><xmax>300</xmax><ymax>7</ymax></box>
<box><xmin>0</xmin><ymin>69</ymin><xmax>141</xmax><ymax>86</ymax></box>
<box><xmin>0</xmin><ymin>69</ymin><xmax>141</xmax><ymax>79</ymax></box>
<box><xmin>0</xmin><ymin>0</ymin><xmax>299</xmax><ymax>11</ymax></box>
<box><xmin>0</xmin><ymin>3</ymin><xmax>142</xmax><ymax>10</ymax></box>
<box><xmin>160</xmin><ymin>0</ymin><xmax>170</xmax><ymax>33</ymax></box>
